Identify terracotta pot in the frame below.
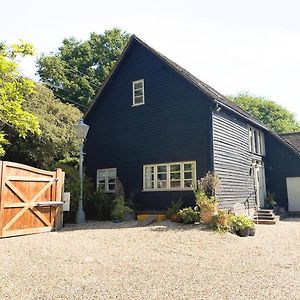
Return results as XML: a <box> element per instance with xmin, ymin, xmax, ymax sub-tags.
<box><xmin>170</xmin><ymin>213</ymin><xmax>178</xmax><ymax>222</ymax></box>
<box><xmin>218</xmin><ymin>215</ymin><xmax>229</xmax><ymax>227</ymax></box>
<box><xmin>200</xmin><ymin>211</ymin><xmax>215</xmax><ymax>224</ymax></box>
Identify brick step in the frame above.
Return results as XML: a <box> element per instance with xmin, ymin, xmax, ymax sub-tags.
<box><xmin>253</xmin><ymin>215</ymin><xmax>276</xmax><ymax>220</ymax></box>
<box><xmin>258</xmin><ymin>209</ymin><xmax>274</xmax><ymax>214</ymax></box>
<box><xmin>254</xmin><ymin>213</ymin><xmax>275</xmax><ymax>217</ymax></box>
<box><xmin>253</xmin><ymin>219</ymin><xmax>277</xmax><ymax>225</ymax></box>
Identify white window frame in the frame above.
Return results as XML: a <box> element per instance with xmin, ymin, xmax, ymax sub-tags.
<box><xmin>248</xmin><ymin>126</ymin><xmax>265</xmax><ymax>156</ymax></box>
<box><xmin>132</xmin><ymin>79</ymin><xmax>145</xmax><ymax>107</ymax></box>
<box><xmin>143</xmin><ymin>161</ymin><xmax>196</xmax><ymax>191</ymax></box>
<box><xmin>96</xmin><ymin>168</ymin><xmax>117</xmax><ymax>193</ymax></box>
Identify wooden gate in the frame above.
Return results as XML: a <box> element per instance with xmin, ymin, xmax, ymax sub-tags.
<box><xmin>0</xmin><ymin>161</ymin><xmax>64</xmax><ymax>238</ymax></box>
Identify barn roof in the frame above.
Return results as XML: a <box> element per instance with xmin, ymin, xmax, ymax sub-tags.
<box><xmin>84</xmin><ymin>35</ymin><xmax>300</xmax><ymax>157</ymax></box>
<box><xmin>280</xmin><ymin>132</ymin><xmax>300</xmax><ymax>152</ymax></box>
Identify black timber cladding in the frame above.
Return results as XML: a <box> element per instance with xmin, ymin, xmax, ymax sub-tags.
<box><xmin>264</xmin><ymin>133</ymin><xmax>300</xmax><ymax>209</ymax></box>
<box><xmin>84</xmin><ymin>39</ymin><xmax>213</xmax><ymax>210</ymax></box>
<box><xmin>212</xmin><ymin>110</ymin><xmax>256</xmax><ymax>208</ymax></box>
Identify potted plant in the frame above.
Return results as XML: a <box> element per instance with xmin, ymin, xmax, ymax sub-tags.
<box><xmin>111</xmin><ymin>196</ymin><xmax>133</xmax><ymax>222</ymax></box>
<box><xmin>264</xmin><ymin>192</ymin><xmax>276</xmax><ymax>209</ymax></box>
<box><xmin>195</xmin><ymin>190</ymin><xmax>218</xmax><ymax>224</ymax></box>
<box><xmin>177</xmin><ymin>207</ymin><xmax>200</xmax><ymax>224</ymax></box>
<box><xmin>193</xmin><ymin>172</ymin><xmax>220</xmax><ymax>225</ymax></box>
<box><xmin>229</xmin><ymin>214</ymin><xmax>255</xmax><ymax>237</ymax></box>
<box><xmin>217</xmin><ymin>210</ymin><xmax>229</xmax><ymax>227</ymax></box>
<box><xmin>167</xmin><ymin>199</ymin><xmax>183</xmax><ymax>222</ymax></box>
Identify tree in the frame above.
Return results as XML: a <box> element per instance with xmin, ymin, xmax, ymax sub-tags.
<box><xmin>230</xmin><ymin>93</ymin><xmax>300</xmax><ymax>133</ymax></box>
<box><xmin>4</xmin><ymin>84</ymin><xmax>81</xmax><ymax>169</ymax></box>
<box><xmin>0</xmin><ymin>40</ymin><xmax>40</xmax><ymax>155</ymax></box>
<box><xmin>37</xmin><ymin>28</ymin><xmax>130</xmax><ymax>110</ymax></box>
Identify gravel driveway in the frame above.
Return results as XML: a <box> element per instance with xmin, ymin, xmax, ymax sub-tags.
<box><xmin>0</xmin><ymin>218</ymin><xmax>299</xmax><ymax>300</ymax></box>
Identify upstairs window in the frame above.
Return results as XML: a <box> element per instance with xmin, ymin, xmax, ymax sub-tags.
<box><xmin>249</xmin><ymin>127</ymin><xmax>265</xmax><ymax>156</ymax></box>
<box><xmin>143</xmin><ymin>161</ymin><xmax>196</xmax><ymax>191</ymax></box>
<box><xmin>132</xmin><ymin>79</ymin><xmax>145</xmax><ymax>106</ymax></box>
<box><xmin>96</xmin><ymin>168</ymin><xmax>117</xmax><ymax>192</ymax></box>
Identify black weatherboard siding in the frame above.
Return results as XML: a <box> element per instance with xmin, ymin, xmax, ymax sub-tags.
<box><xmin>212</xmin><ymin>110</ymin><xmax>256</xmax><ymax>208</ymax></box>
<box><xmin>85</xmin><ymin>39</ymin><xmax>213</xmax><ymax>210</ymax></box>
<box><xmin>265</xmin><ymin>133</ymin><xmax>300</xmax><ymax>209</ymax></box>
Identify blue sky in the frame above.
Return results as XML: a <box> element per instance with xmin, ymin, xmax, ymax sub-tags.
<box><xmin>2</xmin><ymin>0</ymin><xmax>300</xmax><ymax>119</ymax></box>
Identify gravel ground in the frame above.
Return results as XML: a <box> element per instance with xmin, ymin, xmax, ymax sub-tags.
<box><xmin>0</xmin><ymin>219</ymin><xmax>300</xmax><ymax>300</ymax></box>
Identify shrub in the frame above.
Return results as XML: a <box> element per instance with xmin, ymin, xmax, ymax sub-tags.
<box><xmin>177</xmin><ymin>207</ymin><xmax>200</xmax><ymax>224</ymax></box>
<box><xmin>87</xmin><ymin>188</ymin><xmax>114</xmax><ymax>221</ymax></box>
<box><xmin>167</xmin><ymin>199</ymin><xmax>183</xmax><ymax>217</ymax></box>
<box><xmin>111</xmin><ymin>196</ymin><xmax>132</xmax><ymax>221</ymax></box>
<box><xmin>229</xmin><ymin>214</ymin><xmax>254</xmax><ymax>232</ymax></box>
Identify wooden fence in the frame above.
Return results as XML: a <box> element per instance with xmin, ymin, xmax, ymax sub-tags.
<box><xmin>0</xmin><ymin>161</ymin><xmax>65</xmax><ymax>238</ymax></box>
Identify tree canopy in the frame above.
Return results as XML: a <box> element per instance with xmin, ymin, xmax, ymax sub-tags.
<box><xmin>37</xmin><ymin>28</ymin><xmax>130</xmax><ymax>111</ymax></box>
<box><xmin>4</xmin><ymin>84</ymin><xmax>81</xmax><ymax>169</ymax></box>
<box><xmin>0</xmin><ymin>40</ymin><xmax>40</xmax><ymax>155</ymax></box>
<box><xmin>230</xmin><ymin>93</ymin><xmax>300</xmax><ymax>133</ymax></box>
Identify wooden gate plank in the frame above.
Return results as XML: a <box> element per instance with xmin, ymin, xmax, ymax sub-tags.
<box><xmin>0</xmin><ymin>161</ymin><xmax>65</xmax><ymax>238</ymax></box>
<box><xmin>0</xmin><ymin>161</ymin><xmax>3</xmax><ymax>238</ymax></box>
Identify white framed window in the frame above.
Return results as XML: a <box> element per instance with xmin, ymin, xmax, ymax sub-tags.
<box><xmin>249</xmin><ymin>126</ymin><xmax>265</xmax><ymax>156</ymax></box>
<box><xmin>132</xmin><ymin>79</ymin><xmax>145</xmax><ymax>106</ymax></box>
<box><xmin>143</xmin><ymin>161</ymin><xmax>196</xmax><ymax>191</ymax></box>
<box><xmin>96</xmin><ymin>168</ymin><xmax>117</xmax><ymax>192</ymax></box>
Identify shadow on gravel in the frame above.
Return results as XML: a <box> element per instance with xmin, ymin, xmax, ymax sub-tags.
<box><xmin>58</xmin><ymin>220</ymin><xmax>212</xmax><ymax>233</ymax></box>
<box><xmin>280</xmin><ymin>217</ymin><xmax>300</xmax><ymax>223</ymax></box>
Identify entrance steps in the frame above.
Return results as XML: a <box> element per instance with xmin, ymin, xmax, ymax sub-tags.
<box><xmin>253</xmin><ymin>209</ymin><xmax>279</xmax><ymax>225</ymax></box>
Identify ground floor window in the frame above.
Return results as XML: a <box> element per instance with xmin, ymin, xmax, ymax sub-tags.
<box><xmin>96</xmin><ymin>168</ymin><xmax>117</xmax><ymax>192</ymax></box>
<box><xmin>143</xmin><ymin>161</ymin><xmax>196</xmax><ymax>191</ymax></box>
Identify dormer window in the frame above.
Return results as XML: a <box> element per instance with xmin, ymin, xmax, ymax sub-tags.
<box><xmin>132</xmin><ymin>79</ymin><xmax>145</xmax><ymax>106</ymax></box>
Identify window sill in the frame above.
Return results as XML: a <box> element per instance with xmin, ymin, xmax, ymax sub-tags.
<box><xmin>142</xmin><ymin>188</ymin><xmax>193</xmax><ymax>192</ymax></box>
<box><xmin>132</xmin><ymin>103</ymin><xmax>145</xmax><ymax>107</ymax></box>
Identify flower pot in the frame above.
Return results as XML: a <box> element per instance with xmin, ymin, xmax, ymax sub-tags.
<box><xmin>200</xmin><ymin>211</ymin><xmax>215</xmax><ymax>224</ymax></box>
<box><xmin>237</xmin><ymin>228</ymin><xmax>250</xmax><ymax>237</ymax></box>
<box><xmin>174</xmin><ymin>215</ymin><xmax>183</xmax><ymax>223</ymax></box>
<box><xmin>249</xmin><ymin>227</ymin><xmax>256</xmax><ymax>237</ymax></box>
<box><xmin>218</xmin><ymin>215</ymin><xmax>229</xmax><ymax>227</ymax></box>
<box><xmin>170</xmin><ymin>213</ymin><xmax>178</xmax><ymax>222</ymax></box>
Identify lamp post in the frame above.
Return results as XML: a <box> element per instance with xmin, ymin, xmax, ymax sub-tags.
<box><xmin>74</xmin><ymin>119</ymin><xmax>89</xmax><ymax>224</ymax></box>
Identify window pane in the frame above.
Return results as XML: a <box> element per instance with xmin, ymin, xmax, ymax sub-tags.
<box><xmin>108</xmin><ymin>178</ymin><xmax>115</xmax><ymax>183</ymax></box>
<box><xmin>134</xmin><ymin>82</ymin><xmax>143</xmax><ymax>89</ymax></box>
<box><xmin>145</xmin><ymin>166</ymin><xmax>154</xmax><ymax>174</ymax></box>
<box><xmin>108</xmin><ymin>184</ymin><xmax>115</xmax><ymax>191</ymax></box>
<box><xmin>170</xmin><ymin>172</ymin><xmax>180</xmax><ymax>180</ymax></box>
<box><xmin>184</xmin><ymin>180</ymin><xmax>192</xmax><ymax>188</ymax></box>
<box><xmin>184</xmin><ymin>172</ymin><xmax>192</xmax><ymax>179</ymax></box>
<box><xmin>158</xmin><ymin>173</ymin><xmax>167</xmax><ymax>180</ymax></box>
<box><xmin>98</xmin><ymin>183</ymin><xmax>105</xmax><ymax>190</ymax></box>
<box><xmin>170</xmin><ymin>164</ymin><xmax>180</xmax><ymax>172</ymax></box>
<box><xmin>145</xmin><ymin>173</ymin><xmax>154</xmax><ymax>181</ymax></box>
<box><xmin>134</xmin><ymin>89</ymin><xmax>143</xmax><ymax>97</ymax></box>
<box><xmin>107</xmin><ymin>169</ymin><xmax>116</xmax><ymax>177</ymax></box>
<box><xmin>97</xmin><ymin>170</ymin><xmax>106</xmax><ymax>178</ymax></box>
<box><xmin>157</xmin><ymin>181</ymin><xmax>167</xmax><ymax>188</ymax></box>
<box><xmin>170</xmin><ymin>181</ymin><xmax>181</xmax><ymax>188</ymax></box>
<box><xmin>184</xmin><ymin>164</ymin><xmax>192</xmax><ymax>171</ymax></box>
<box><xmin>145</xmin><ymin>181</ymin><xmax>154</xmax><ymax>189</ymax></box>
<box><xmin>134</xmin><ymin>96</ymin><xmax>144</xmax><ymax>104</ymax></box>
<box><xmin>157</xmin><ymin>165</ymin><xmax>167</xmax><ymax>173</ymax></box>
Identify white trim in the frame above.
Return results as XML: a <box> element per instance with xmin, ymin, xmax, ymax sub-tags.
<box><xmin>132</xmin><ymin>79</ymin><xmax>145</xmax><ymax>106</ymax></box>
<box><xmin>248</xmin><ymin>125</ymin><xmax>265</xmax><ymax>156</ymax></box>
<box><xmin>96</xmin><ymin>168</ymin><xmax>117</xmax><ymax>192</ymax></box>
<box><xmin>143</xmin><ymin>161</ymin><xmax>196</xmax><ymax>191</ymax></box>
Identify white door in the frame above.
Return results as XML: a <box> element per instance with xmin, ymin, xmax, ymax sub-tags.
<box><xmin>286</xmin><ymin>177</ymin><xmax>300</xmax><ymax>212</ymax></box>
<box><xmin>253</xmin><ymin>160</ymin><xmax>266</xmax><ymax>208</ymax></box>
